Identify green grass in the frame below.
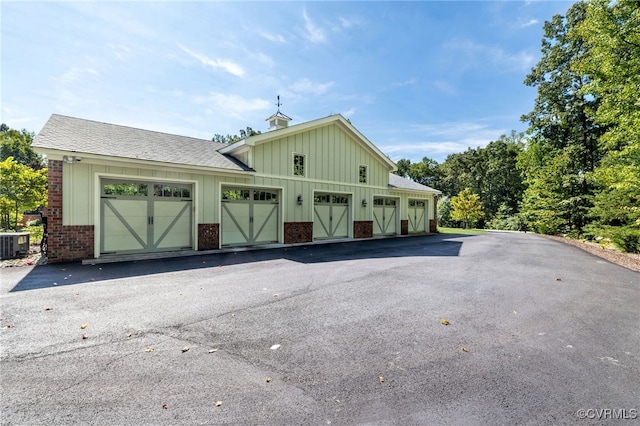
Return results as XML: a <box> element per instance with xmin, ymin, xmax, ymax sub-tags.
<box><xmin>437</xmin><ymin>227</ymin><xmax>488</xmax><ymax>235</ymax></box>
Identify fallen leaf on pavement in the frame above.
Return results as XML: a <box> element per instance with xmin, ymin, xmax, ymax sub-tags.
<box><xmin>462</xmin><ymin>347</ymin><xmax>469</xmax><ymax>352</ymax></box>
<box><xmin>5</xmin><ymin>324</ymin><xmax>15</xmax><ymax>329</ymax></box>
<box><xmin>270</xmin><ymin>344</ymin><xmax>281</xmax><ymax>350</ymax></box>
<box><xmin>182</xmin><ymin>346</ymin><xmax>190</xmax><ymax>353</ymax></box>
<box><xmin>265</xmin><ymin>376</ymin><xmax>271</xmax><ymax>383</ymax></box>
<box><xmin>556</xmin><ymin>277</ymin><xmax>562</xmax><ymax>281</ymax></box>
<box><xmin>215</xmin><ymin>401</ymin><xmax>223</xmax><ymax>407</ymax></box>
<box><xmin>208</xmin><ymin>349</ymin><xmax>218</xmax><ymax>353</ymax></box>
<box><xmin>80</xmin><ymin>324</ymin><xmax>88</xmax><ymax>329</ymax></box>
<box><xmin>162</xmin><ymin>403</ymin><xmax>168</xmax><ymax>409</ymax></box>
<box><xmin>145</xmin><ymin>347</ymin><xmax>154</xmax><ymax>352</ymax></box>
<box><xmin>81</xmin><ymin>334</ymin><xmax>88</xmax><ymax>339</ymax></box>
<box><xmin>440</xmin><ymin>318</ymin><xmax>450</xmax><ymax>325</ymax></box>
<box><xmin>45</xmin><ymin>307</ymin><xmax>53</xmax><ymax>311</ymax></box>
<box><xmin>379</xmin><ymin>376</ymin><xmax>385</xmax><ymax>383</ymax></box>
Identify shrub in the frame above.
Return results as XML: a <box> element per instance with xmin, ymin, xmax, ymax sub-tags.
<box><xmin>610</xmin><ymin>228</ymin><xmax>640</xmax><ymax>253</ymax></box>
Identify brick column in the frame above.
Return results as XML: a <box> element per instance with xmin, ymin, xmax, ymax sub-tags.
<box><xmin>353</xmin><ymin>221</ymin><xmax>373</xmax><ymax>238</ymax></box>
<box><xmin>198</xmin><ymin>223</ymin><xmax>220</xmax><ymax>250</ymax></box>
<box><xmin>284</xmin><ymin>222</ymin><xmax>313</xmax><ymax>244</ymax></box>
<box><xmin>400</xmin><ymin>220</ymin><xmax>409</xmax><ymax>235</ymax></box>
<box><xmin>44</xmin><ymin>160</ymin><xmax>94</xmax><ymax>263</ymax></box>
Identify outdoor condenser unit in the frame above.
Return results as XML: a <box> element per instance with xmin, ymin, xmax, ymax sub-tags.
<box><xmin>0</xmin><ymin>233</ymin><xmax>30</xmax><ymax>260</ymax></box>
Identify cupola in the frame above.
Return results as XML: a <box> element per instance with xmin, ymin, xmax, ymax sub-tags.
<box><xmin>266</xmin><ymin>95</ymin><xmax>292</xmax><ymax>131</ymax></box>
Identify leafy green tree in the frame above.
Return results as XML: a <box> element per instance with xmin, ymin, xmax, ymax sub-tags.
<box><xmin>520</xmin><ymin>1</ymin><xmax>603</xmax><ymax>235</ymax></box>
<box><xmin>1</xmin><ymin>126</ymin><xmax>44</xmax><ymax>170</ymax></box>
<box><xmin>435</xmin><ymin>132</ymin><xmax>524</xmax><ymax>224</ymax></box>
<box><xmin>392</xmin><ymin>157</ymin><xmax>442</xmax><ymax>189</ymax></box>
<box><xmin>212</xmin><ymin>127</ymin><xmax>261</xmax><ymax>144</ymax></box>
<box><xmin>437</xmin><ymin>195</ymin><xmax>455</xmax><ymax>228</ymax></box>
<box><xmin>450</xmin><ymin>188</ymin><xmax>484</xmax><ymax>229</ymax></box>
<box><xmin>0</xmin><ymin>157</ymin><xmax>47</xmax><ymax>230</ymax></box>
<box><xmin>394</xmin><ymin>159</ymin><xmax>411</xmax><ymax>178</ymax></box>
<box><xmin>572</xmin><ymin>0</ymin><xmax>640</xmax><ymax>249</ymax></box>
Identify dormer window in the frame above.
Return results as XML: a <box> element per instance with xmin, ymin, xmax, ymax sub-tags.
<box><xmin>359</xmin><ymin>165</ymin><xmax>367</xmax><ymax>183</ymax></box>
<box><xmin>293</xmin><ymin>153</ymin><xmax>306</xmax><ymax>177</ymax></box>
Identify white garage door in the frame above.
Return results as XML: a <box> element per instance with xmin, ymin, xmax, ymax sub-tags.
<box><xmin>408</xmin><ymin>199</ymin><xmax>427</xmax><ymax>233</ymax></box>
<box><xmin>373</xmin><ymin>197</ymin><xmax>397</xmax><ymax>236</ymax></box>
<box><xmin>221</xmin><ymin>188</ymin><xmax>279</xmax><ymax>246</ymax></box>
<box><xmin>313</xmin><ymin>193</ymin><xmax>349</xmax><ymax>240</ymax></box>
<box><xmin>100</xmin><ymin>180</ymin><xmax>193</xmax><ymax>255</ymax></box>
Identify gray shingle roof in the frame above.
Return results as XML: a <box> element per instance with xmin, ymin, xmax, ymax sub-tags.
<box><xmin>32</xmin><ymin>114</ymin><xmax>252</xmax><ymax>171</ymax></box>
<box><xmin>388</xmin><ymin>173</ymin><xmax>441</xmax><ymax>193</ymax></box>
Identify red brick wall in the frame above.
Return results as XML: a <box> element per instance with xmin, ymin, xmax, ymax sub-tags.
<box><xmin>284</xmin><ymin>222</ymin><xmax>313</xmax><ymax>244</ymax></box>
<box><xmin>45</xmin><ymin>160</ymin><xmax>95</xmax><ymax>263</ymax></box>
<box><xmin>401</xmin><ymin>220</ymin><xmax>409</xmax><ymax>235</ymax></box>
<box><xmin>430</xmin><ymin>219</ymin><xmax>437</xmax><ymax>233</ymax></box>
<box><xmin>198</xmin><ymin>223</ymin><xmax>219</xmax><ymax>250</ymax></box>
<box><xmin>353</xmin><ymin>221</ymin><xmax>373</xmax><ymax>238</ymax></box>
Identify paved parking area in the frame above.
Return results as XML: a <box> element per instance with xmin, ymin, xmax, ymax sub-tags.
<box><xmin>1</xmin><ymin>232</ymin><xmax>638</xmax><ymax>425</ymax></box>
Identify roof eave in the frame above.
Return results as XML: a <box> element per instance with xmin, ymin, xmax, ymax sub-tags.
<box><xmin>218</xmin><ymin>138</ymin><xmax>251</xmax><ymax>154</ymax></box>
<box><xmin>388</xmin><ymin>185</ymin><xmax>442</xmax><ymax>195</ymax></box>
<box><xmin>33</xmin><ymin>148</ymin><xmax>254</xmax><ymax>177</ymax></box>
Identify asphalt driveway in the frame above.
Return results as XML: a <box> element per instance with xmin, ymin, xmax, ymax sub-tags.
<box><xmin>1</xmin><ymin>232</ymin><xmax>638</xmax><ymax>425</ymax></box>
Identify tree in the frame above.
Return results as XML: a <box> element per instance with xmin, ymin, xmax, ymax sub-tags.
<box><xmin>437</xmin><ymin>195</ymin><xmax>455</xmax><ymax>228</ymax></box>
<box><xmin>0</xmin><ymin>126</ymin><xmax>44</xmax><ymax>170</ymax></box>
<box><xmin>392</xmin><ymin>156</ymin><xmax>442</xmax><ymax>188</ymax></box>
<box><xmin>394</xmin><ymin>159</ymin><xmax>411</xmax><ymax>178</ymax></box>
<box><xmin>450</xmin><ymin>188</ymin><xmax>484</xmax><ymax>229</ymax></box>
<box><xmin>572</xmin><ymin>0</ymin><xmax>640</xmax><ymax>249</ymax></box>
<box><xmin>212</xmin><ymin>127</ymin><xmax>261</xmax><ymax>144</ymax></box>
<box><xmin>0</xmin><ymin>157</ymin><xmax>47</xmax><ymax>230</ymax></box>
<box><xmin>519</xmin><ymin>1</ymin><xmax>603</xmax><ymax>235</ymax></box>
<box><xmin>435</xmin><ymin>132</ymin><xmax>525</xmax><ymax>225</ymax></box>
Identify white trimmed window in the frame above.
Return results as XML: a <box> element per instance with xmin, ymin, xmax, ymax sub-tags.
<box><xmin>293</xmin><ymin>153</ymin><xmax>306</xmax><ymax>177</ymax></box>
<box><xmin>359</xmin><ymin>165</ymin><xmax>367</xmax><ymax>183</ymax></box>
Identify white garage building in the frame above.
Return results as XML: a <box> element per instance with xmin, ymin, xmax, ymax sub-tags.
<box><xmin>33</xmin><ymin>112</ymin><xmax>440</xmax><ymax>263</ymax></box>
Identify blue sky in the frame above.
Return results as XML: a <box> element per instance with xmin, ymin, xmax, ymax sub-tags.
<box><xmin>2</xmin><ymin>1</ymin><xmax>574</xmax><ymax>163</ymax></box>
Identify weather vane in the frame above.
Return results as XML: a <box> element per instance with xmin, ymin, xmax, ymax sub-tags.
<box><xmin>276</xmin><ymin>95</ymin><xmax>282</xmax><ymax>113</ymax></box>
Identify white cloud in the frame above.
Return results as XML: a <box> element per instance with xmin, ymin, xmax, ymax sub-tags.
<box><xmin>444</xmin><ymin>38</ymin><xmax>536</xmax><ymax>72</ymax></box>
<box><xmin>378</xmin><ymin>120</ymin><xmax>509</xmax><ymax>162</ymax></box>
<box><xmin>342</xmin><ymin>107</ymin><xmax>356</xmax><ymax>118</ymax></box>
<box><xmin>392</xmin><ymin>78</ymin><xmax>417</xmax><ymax>87</ymax></box>
<box><xmin>194</xmin><ymin>93</ymin><xmax>270</xmax><ymax>119</ymax></box>
<box><xmin>58</xmin><ymin>67</ymin><xmax>100</xmax><ymax>84</ymax></box>
<box><xmin>338</xmin><ymin>17</ymin><xmax>355</xmax><ymax>29</ymax></box>
<box><xmin>289</xmin><ymin>78</ymin><xmax>334</xmax><ymax>95</ymax></box>
<box><xmin>107</xmin><ymin>43</ymin><xmax>132</xmax><ymax>60</ymax></box>
<box><xmin>178</xmin><ymin>43</ymin><xmax>244</xmax><ymax>77</ymax></box>
<box><xmin>303</xmin><ymin>9</ymin><xmax>326</xmax><ymax>43</ymax></box>
<box><xmin>259</xmin><ymin>31</ymin><xmax>286</xmax><ymax>43</ymax></box>
<box><xmin>433</xmin><ymin>80</ymin><xmax>457</xmax><ymax>95</ymax></box>
<box><xmin>520</xmin><ymin>18</ymin><xmax>539</xmax><ymax>28</ymax></box>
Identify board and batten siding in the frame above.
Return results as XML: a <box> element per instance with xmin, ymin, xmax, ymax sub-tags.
<box><xmin>61</xmin><ymin>162</ymin><xmax>251</xmax><ymax>226</ymax></box>
<box><xmin>252</xmin><ymin>176</ymin><xmax>384</xmax><ymax>223</ymax></box>
<box><xmin>251</xmin><ymin>124</ymin><xmax>390</xmax><ymax>188</ymax></box>
<box><xmin>389</xmin><ymin>190</ymin><xmax>435</xmax><ymax>223</ymax></box>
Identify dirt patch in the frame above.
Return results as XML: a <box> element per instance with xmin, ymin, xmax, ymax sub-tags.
<box><xmin>541</xmin><ymin>234</ymin><xmax>640</xmax><ymax>273</ymax></box>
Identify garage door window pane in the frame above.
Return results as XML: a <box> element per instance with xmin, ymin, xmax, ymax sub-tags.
<box><xmin>104</xmin><ymin>183</ymin><xmax>147</xmax><ymax>196</ymax></box>
<box><xmin>223</xmin><ymin>190</ymin><xmax>250</xmax><ymax>200</ymax></box>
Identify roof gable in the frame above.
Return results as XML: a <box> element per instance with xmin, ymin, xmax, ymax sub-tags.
<box><xmin>221</xmin><ymin>114</ymin><xmax>397</xmax><ymax>171</ymax></box>
<box><xmin>32</xmin><ymin>114</ymin><xmax>251</xmax><ymax>172</ymax></box>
